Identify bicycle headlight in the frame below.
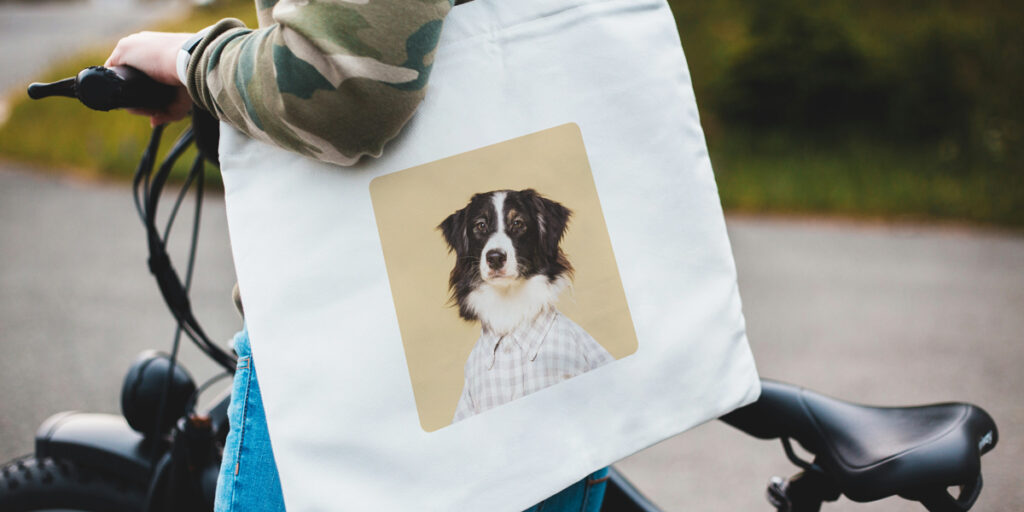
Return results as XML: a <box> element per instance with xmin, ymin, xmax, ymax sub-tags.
<box><xmin>121</xmin><ymin>350</ymin><xmax>196</xmax><ymax>437</ymax></box>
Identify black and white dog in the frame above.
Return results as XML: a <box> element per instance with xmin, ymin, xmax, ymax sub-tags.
<box><xmin>440</xmin><ymin>189</ymin><xmax>613</xmax><ymax>422</ymax></box>
<box><xmin>440</xmin><ymin>189</ymin><xmax>573</xmax><ymax>332</ymax></box>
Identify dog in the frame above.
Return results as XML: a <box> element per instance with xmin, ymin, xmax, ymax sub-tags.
<box><xmin>439</xmin><ymin>189</ymin><xmax>614</xmax><ymax>423</ymax></box>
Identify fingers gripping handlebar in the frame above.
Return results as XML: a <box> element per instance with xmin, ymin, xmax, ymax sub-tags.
<box><xmin>28</xmin><ymin>65</ymin><xmax>220</xmax><ymax>165</ymax></box>
<box><xmin>28</xmin><ymin>65</ymin><xmax>177</xmax><ymax>111</ymax></box>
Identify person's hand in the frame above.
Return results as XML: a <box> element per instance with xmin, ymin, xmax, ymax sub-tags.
<box><xmin>105</xmin><ymin>31</ymin><xmax>194</xmax><ymax>126</ymax></box>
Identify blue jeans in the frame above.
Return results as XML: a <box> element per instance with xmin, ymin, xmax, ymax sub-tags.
<box><xmin>214</xmin><ymin>329</ymin><xmax>286</xmax><ymax>511</ymax></box>
<box><xmin>215</xmin><ymin>328</ymin><xmax>608</xmax><ymax>511</ymax></box>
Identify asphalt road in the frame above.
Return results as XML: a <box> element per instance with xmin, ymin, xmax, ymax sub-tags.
<box><xmin>1</xmin><ymin>164</ymin><xmax>1022</xmax><ymax>511</ymax></box>
<box><xmin>0</xmin><ymin>0</ymin><xmax>183</xmax><ymax>95</ymax></box>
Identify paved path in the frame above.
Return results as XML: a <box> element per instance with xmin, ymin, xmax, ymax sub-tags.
<box><xmin>1</xmin><ymin>164</ymin><xmax>1022</xmax><ymax>510</ymax></box>
<box><xmin>0</xmin><ymin>0</ymin><xmax>184</xmax><ymax>95</ymax></box>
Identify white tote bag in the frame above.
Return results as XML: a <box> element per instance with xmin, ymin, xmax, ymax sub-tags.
<box><xmin>219</xmin><ymin>0</ymin><xmax>760</xmax><ymax>509</ymax></box>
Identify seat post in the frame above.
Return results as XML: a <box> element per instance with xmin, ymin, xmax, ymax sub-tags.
<box><xmin>767</xmin><ymin>469</ymin><xmax>841</xmax><ymax>512</ymax></box>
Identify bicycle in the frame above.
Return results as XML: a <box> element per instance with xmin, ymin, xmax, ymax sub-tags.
<box><xmin>0</xmin><ymin>65</ymin><xmax>999</xmax><ymax>512</ymax></box>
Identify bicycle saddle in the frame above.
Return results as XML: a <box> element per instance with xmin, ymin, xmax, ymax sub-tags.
<box><xmin>721</xmin><ymin>380</ymin><xmax>997</xmax><ymax>506</ymax></box>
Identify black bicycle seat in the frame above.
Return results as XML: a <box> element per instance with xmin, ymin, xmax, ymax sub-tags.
<box><xmin>722</xmin><ymin>380</ymin><xmax>998</xmax><ymax>505</ymax></box>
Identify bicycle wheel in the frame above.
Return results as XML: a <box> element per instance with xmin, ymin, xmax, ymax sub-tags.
<box><xmin>0</xmin><ymin>455</ymin><xmax>146</xmax><ymax>512</ymax></box>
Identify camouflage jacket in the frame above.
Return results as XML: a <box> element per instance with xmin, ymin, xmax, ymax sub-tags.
<box><xmin>185</xmin><ymin>0</ymin><xmax>453</xmax><ymax>166</ymax></box>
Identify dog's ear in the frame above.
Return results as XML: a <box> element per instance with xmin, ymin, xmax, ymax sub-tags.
<box><xmin>527</xmin><ymin>189</ymin><xmax>572</xmax><ymax>255</ymax></box>
<box><xmin>439</xmin><ymin>208</ymin><xmax>469</xmax><ymax>256</ymax></box>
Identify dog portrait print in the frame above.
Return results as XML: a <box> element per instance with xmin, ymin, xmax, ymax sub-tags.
<box><xmin>439</xmin><ymin>189</ymin><xmax>614</xmax><ymax>423</ymax></box>
<box><xmin>369</xmin><ymin>123</ymin><xmax>638</xmax><ymax>432</ymax></box>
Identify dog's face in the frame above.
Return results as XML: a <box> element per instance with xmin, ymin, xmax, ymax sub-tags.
<box><xmin>439</xmin><ymin>189</ymin><xmax>572</xmax><ymax>320</ymax></box>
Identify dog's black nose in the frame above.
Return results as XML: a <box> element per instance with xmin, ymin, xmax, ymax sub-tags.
<box><xmin>486</xmin><ymin>249</ymin><xmax>506</xmax><ymax>270</ymax></box>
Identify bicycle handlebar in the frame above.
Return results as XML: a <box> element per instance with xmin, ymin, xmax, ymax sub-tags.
<box><xmin>27</xmin><ymin>65</ymin><xmax>177</xmax><ymax>112</ymax></box>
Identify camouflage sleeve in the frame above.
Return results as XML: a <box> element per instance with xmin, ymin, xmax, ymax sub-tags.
<box><xmin>184</xmin><ymin>0</ymin><xmax>452</xmax><ymax>166</ymax></box>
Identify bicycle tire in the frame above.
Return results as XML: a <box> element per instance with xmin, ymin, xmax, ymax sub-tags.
<box><xmin>0</xmin><ymin>455</ymin><xmax>146</xmax><ymax>512</ymax></box>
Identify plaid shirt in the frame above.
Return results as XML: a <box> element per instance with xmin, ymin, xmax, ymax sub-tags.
<box><xmin>452</xmin><ymin>308</ymin><xmax>614</xmax><ymax>423</ymax></box>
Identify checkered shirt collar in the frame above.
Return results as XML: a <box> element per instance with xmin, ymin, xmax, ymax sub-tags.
<box><xmin>482</xmin><ymin>307</ymin><xmax>560</xmax><ymax>369</ymax></box>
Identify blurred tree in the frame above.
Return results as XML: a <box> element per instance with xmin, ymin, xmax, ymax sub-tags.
<box><xmin>715</xmin><ymin>2</ymin><xmax>885</xmax><ymax>140</ymax></box>
<box><xmin>703</xmin><ymin>0</ymin><xmax>1019</xmax><ymax>160</ymax></box>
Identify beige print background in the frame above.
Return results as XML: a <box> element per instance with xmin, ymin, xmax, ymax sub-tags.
<box><xmin>370</xmin><ymin>123</ymin><xmax>638</xmax><ymax>432</ymax></box>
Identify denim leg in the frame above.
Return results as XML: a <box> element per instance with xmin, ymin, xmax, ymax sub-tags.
<box><xmin>523</xmin><ymin>467</ymin><xmax>610</xmax><ymax>512</ymax></box>
<box><xmin>214</xmin><ymin>329</ymin><xmax>286</xmax><ymax>512</ymax></box>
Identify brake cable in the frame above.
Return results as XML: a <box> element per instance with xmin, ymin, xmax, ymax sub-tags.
<box><xmin>131</xmin><ymin>123</ymin><xmax>236</xmax><ymax>372</ymax></box>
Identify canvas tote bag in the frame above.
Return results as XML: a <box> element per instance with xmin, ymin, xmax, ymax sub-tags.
<box><xmin>218</xmin><ymin>0</ymin><xmax>760</xmax><ymax>509</ymax></box>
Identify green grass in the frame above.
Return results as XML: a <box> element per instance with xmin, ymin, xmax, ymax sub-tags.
<box><xmin>712</xmin><ymin>137</ymin><xmax>1022</xmax><ymax>226</ymax></box>
<box><xmin>0</xmin><ymin>0</ymin><xmax>257</xmax><ymax>183</ymax></box>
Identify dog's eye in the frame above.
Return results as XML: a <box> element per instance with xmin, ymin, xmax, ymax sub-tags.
<box><xmin>512</xmin><ymin>219</ymin><xmax>525</xmax><ymax>230</ymax></box>
<box><xmin>474</xmin><ymin>220</ymin><xmax>487</xmax><ymax>232</ymax></box>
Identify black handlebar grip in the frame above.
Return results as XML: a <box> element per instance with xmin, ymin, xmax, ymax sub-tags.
<box><xmin>77</xmin><ymin>66</ymin><xmax>178</xmax><ymax>111</ymax></box>
<box><xmin>27</xmin><ymin>65</ymin><xmax>178</xmax><ymax>112</ymax></box>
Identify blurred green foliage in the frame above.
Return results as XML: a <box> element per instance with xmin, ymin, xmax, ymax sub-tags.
<box><xmin>0</xmin><ymin>0</ymin><xmax>1020</xmax><ymax>225</ymax></box>
<box><xmin>672</xmin><ymin>0</ymin><xmax>1023</xmax><ymax>225</ymax></box>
